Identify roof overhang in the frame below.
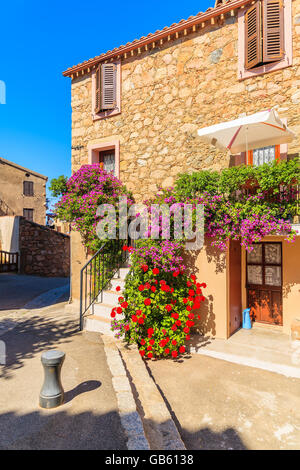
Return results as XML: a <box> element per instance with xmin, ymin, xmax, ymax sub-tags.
<box><xmin>63</xmin><ymin>0</ymin><xmax>253</xmax><ymax>78</ymax></box>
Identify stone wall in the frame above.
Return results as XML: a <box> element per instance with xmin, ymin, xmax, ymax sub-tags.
<box><xmin>19</xmin><ymin>218</ymin><xmax>70</xmax><ymax>277</ymax></box>
<box><xmin>70</xmin><ymin>1</ymin><xmax>300</xmax><ymax>203</ymax></box>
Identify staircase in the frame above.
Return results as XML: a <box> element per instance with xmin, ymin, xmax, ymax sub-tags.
<box><xmin>83</xmin><ymin>265</ymin><xmax>130</xmax><ymax>335</ymax></box>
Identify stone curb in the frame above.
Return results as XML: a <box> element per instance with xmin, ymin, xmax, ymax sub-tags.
<box><xmin>115</xmin><ymin>339</ymin><xmax>186</xmax><ymax>450</ymax></box>
<box><xmin>102</xmin><ymin>335</ymin><xmax>150</xmax><ymax>450</ymax></box>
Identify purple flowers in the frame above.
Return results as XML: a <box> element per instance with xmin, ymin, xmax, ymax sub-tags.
<box><xmin>142</xmin><ymin>185</ymin><xmax>297</xmax><ymax>252</ymax></box>
<box><xmin>55</xmin><ymin>164</ymin><xmax>133</xmax><ymax>251</ymax></box>
<box><xmin>130</xmin><ymin>240</ymin><xmax>185</xmax><ymax>272</ymax></box>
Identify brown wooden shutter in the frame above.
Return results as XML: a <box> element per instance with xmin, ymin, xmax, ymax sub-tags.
<box><xmin>245</xmin><ymin>1</ymin><xmax>262</xmax><ymax>70</ymax></box>
<box><xmin>23</xmin><ymin>181</ymin><xmax>34</xmax><ymax>196</ymax></box>
<box><xmin>101</xmin><ymin>63</ymin><xmax>117</xmax><ymax>110</ymax></box>
<box><xmin>262</xmin><ymin>0</ymin><xmax>284</xmax><ymax>63</ymax></box>
<box><xmin>95</xmin><ymin>64</ymin><xmax>101</xmax><ymax>113</ymax></box>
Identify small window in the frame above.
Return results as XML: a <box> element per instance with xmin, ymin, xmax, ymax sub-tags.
<box><xmin>99</xmin><ymin>150</ymin><xmax>116</xmax><ymax>175</ymax></box>
<box><xmin>23</xmin><ymin>208</ymin><xmax>34</xmax><ymax>221</ymax></box>
<box><xmin>248</xmin><ymin>145</ymin><xmax>280</xmax><ymax>166</ymax></box>
<box><xmin>23</xmin><ymin>181</ymin><xmax>34</xmax><ymax>196</ymax></box>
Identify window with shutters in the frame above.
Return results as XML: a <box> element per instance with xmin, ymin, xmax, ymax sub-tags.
<box><xmin>92</xmin><ymin>60</ymin><xmax>121</xmax><ymax>120</ymax></box>
<box><xmin>238</xmin><ymin>0</ymin><xmax>292</xmax><ymax>79</ymax></box>
<box><xmin>23</xmin><ymin>208</ymin><xmax>34</xmax><ymax>222</ymax></box>
<box><xmin>23</xmin><ymin>181</ymin><xmax>34</xmax><ymax>196</ymax></box>
<box><xmin>88</xmin><ymin>140</ymin><xmax>120</xmax><ymax>178</ymax></box>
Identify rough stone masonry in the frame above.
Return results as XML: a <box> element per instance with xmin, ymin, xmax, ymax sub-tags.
<box><xmin>70</xmin><ymin>1</ymin><xmax>300</xmax><ymax>202</ymax></box>
<box><xmin>19</xmin><ymin>218</ymin><xmax>70</xmax><ymax>277</ymax></box>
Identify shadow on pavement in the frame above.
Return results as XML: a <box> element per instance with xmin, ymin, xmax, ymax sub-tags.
<box><xmin>64</xmin><ymin>380</ymin><xmax>102</xmax><ymax>404</ymax></box>
<box><xmin>0</xmin><ymin>312</ymin><xmax>77</xmax><ymax>379</ymax></box>
<box><xmin>181</xmin><ymin>426</ymin><xmax>247</xmax><ymax>450</ymax></box>
<box><xmin>0</xmin><ymin>409</ymin><xmax>127</xmax><ymax>450</ymax></box>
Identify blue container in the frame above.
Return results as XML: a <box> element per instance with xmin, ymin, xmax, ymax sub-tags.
<box><xmin>242</xmin><ymin>308</ymin><xmax>252</xmax><ymax>329</ymax></box>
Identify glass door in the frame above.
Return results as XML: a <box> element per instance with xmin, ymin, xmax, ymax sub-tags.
<box><xmin>246</xmin><ymin>242</ymin><xmax>282</xmax><ymax>325</ymax></box>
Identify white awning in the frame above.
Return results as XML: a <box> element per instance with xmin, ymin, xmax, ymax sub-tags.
<box><xmin>197</xmin><ymin>109</ymin><xmax>295</xmax><ymax>154</ymax></box>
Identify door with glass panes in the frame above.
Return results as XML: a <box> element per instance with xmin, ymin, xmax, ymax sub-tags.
<box><xmin>246</xmin><ymin>242</ymin><xmax>282</xmax><ymax>325</ymax></box>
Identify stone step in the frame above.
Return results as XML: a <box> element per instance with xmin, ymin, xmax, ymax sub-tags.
<box><xmin>109</xmin><ymin>278</ymin><xmax>125</xmax><ymax>291</ymax></box>
<box><xmin>93</xmin><ymin>302</ymin><xmax>125</xmax><ymax>320</ymax></box>
<box><xmin>113</xmin><ymin>267</ymin><xmax>130</xmax><ymax>279</ymax></box>
<box><xmin>102</xmin><ymin>290</ymin><xmax>121</xmax><ymax>305</ymax></box>
<box><xmin>83</xmin><ymin>315</ymin><xmax>115</xmax><ymax>336</ymax></box>
<box><xmin>93</xmin><ymin>302</ymin><xmax>114</xmax><ymax>317</ymax></box>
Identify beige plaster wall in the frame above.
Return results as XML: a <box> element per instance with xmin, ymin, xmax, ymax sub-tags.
<box><xmin>0</xmin><ymin>216</ymin><xmax>20</xmax><ymax>252</ymax></box>
<box><xmin>192</xmin><ymin>240</ymin><xmax>228</xmax><ymax>339</ymax></box>
<box><xmin>70</xmin><ymin>231</ymin><xmax>88</xmax><ymax>300</ymax></box>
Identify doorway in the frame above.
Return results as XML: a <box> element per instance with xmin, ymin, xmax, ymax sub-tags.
<box><xmin>246</xmin><ymin>242</ymin><xmax>282</xmax><ymax>325</ymax></box>
<box><xmin>229</xmin><ymin>239</ymin><xmax>242</xmax><ymax>336</ymax></box>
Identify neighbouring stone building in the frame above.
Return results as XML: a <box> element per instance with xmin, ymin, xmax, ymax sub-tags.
<box><xmin>63</xmin><ymin>0</ymin><xmax>300</xmax><ymax>338</ymax></box>
<box><xmin>0</xmin><ymin>157</ymin><xmax>48</xmax><ymax>225</ymax></box>
<box><xmin>0</xmin><ymin>215</ymin><xmax>70</xmax><ymax>277</ymax></box>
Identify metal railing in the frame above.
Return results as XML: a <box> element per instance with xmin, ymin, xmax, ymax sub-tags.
<box><xmin>79</xmin><ymin>239</ymin><xmax>129</xmax><ymax>330</ymax></box>
<box><xmin>0</xmin><ymin>250</ymin><xmax>19</xmax><ymax>272</ymax></box>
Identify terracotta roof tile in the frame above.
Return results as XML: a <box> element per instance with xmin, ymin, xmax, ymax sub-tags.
<box><xmin>63</xmin><ymin>0</ymin><xmax>251</xmax><ymax>77</ymax></box>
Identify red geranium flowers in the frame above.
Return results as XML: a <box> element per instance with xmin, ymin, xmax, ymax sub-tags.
<box><xmin>111</xmin><ymin>267</ymin><xmax>206</xmax><ymax>360</ymax></box>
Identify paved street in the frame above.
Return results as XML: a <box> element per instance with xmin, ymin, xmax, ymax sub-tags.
<box><xmin>148</xmin><ymin>354</ymin><xmax>300</xmax><ymax>450</ymax></box>
<box><xmin>0</xmin><ymin>273</ymin><xmax>70</xmax><ymax>311</ymax></box>
<box><xmin>0</xmin><ymin>302</ymin><xmax>127</xmax><ymax>449</ymax></box>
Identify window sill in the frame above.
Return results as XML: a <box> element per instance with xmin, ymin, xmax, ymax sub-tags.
<box><xmin>92</xmin><ymin>108</ymin><xmax>121</xmax><ymax>121</ymax></box>
<box><xmin>239</xmin><ymin>60</ymin><xmax>292</xmax><ymax>81</ymax></box>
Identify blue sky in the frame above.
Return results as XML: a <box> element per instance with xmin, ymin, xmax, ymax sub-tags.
<box><xmin>0</xmin><ymin>0</ymin><xmax>212</xmax><ymax>205</ymax></box>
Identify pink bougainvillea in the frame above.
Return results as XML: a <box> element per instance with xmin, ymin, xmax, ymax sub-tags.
<box><xmin>55</xmin><ymin>164</ymin><xmax>133</xmax><ymax>251</ymax></box>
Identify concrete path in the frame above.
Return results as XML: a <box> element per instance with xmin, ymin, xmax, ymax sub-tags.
<box><xmin>0</xmin><ymin>274</ymin><xmax>70</xmax><ymax>311</ymax></box>
<box><xmin>148</xmin><ymin>354</ymin><xmax>300</xmax><ymax>450</ymax></box>
<box><xmin>0</xmin><ymin>302</ymin><xmax>127</xmax><ymax>449</ymax></box>
<box><xmin>189</xmin><ymin>327</ymin><xmax>300</xmax><ymax>378</ymax></box>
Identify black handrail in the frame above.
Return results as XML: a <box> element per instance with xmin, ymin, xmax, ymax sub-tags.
<box><xmin>79</xmin><ymin>239</ymin><xmax>129</xmax><ymax>330</ymax></box>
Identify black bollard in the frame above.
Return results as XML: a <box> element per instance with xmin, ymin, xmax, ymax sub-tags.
<box><xmin>39</xmin><ymin>350</ymin><xmax>65</xmax><ymax>409</ymax></box>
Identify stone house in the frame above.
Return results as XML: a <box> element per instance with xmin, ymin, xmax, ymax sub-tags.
<box><xmin>63</xmin><ymin>0</ymin><xmax>300</xmax><ymax>339</ymax></box>
<box><xmin>0</xmin><ymin>157</ymin><xmax>48</xmax><ymax>225</ymax></box>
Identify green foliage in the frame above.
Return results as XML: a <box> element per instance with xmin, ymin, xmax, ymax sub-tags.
<box><xmin>49</xmin><ymin>175</ymin><xmax>68</xmax><ymax>198</ymax></box>
<box><xmin>176</xmin><ymin>159</ymin><xmax>299</xmax><ymax>201</ymax></box>
<box><xmin>175</xmin><ymin>159</ymin><xmax>299</xmax><ymax>220</ymax></box>
<box><xmin>219</xmin><ymin>158</ymin><xmax>300</xmax><ymax>197</ymax></box>
<box><xmin>175</xmin><ymin>170</ymin><xmax>220</xmax><ymax>198</ymax></box>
